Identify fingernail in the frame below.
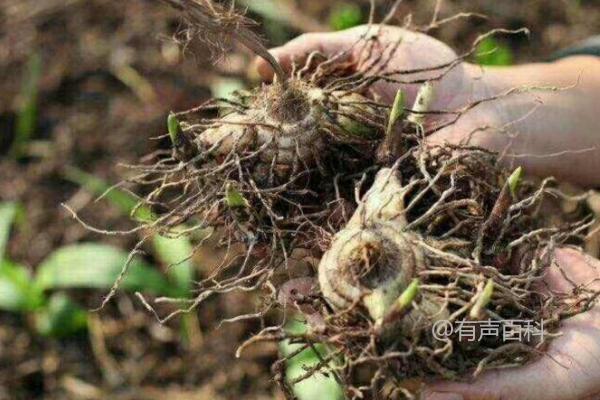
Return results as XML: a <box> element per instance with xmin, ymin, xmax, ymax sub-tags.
<box><xmin>423</xmin><ymin>392</ymin><xmax>464</xmax><ymax>400</ymax></box>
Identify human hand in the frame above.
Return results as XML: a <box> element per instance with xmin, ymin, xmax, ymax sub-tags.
<box><xmin>254</xmin><ymin>25</ymin><xmax>471</xmax><ymax>114</ymax></box>
<box><xmin>254</xmin><ymin>25</ymin><xmax>600</xmax><ymax>187</ymax></box>
<box><xmin>423</xmin><ymin>248</ymin><xmax>600</xmax><ymax>400</ymax></box>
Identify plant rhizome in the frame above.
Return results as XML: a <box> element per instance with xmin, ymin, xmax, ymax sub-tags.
<box><xmin>70</xmin><ymin>1</ymin><xmax>599</xmax><ymax>398</ymax></box>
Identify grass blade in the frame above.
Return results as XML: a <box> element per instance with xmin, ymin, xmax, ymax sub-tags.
<box><xmin>279</xmin><ymin>319</ymin><xmax>343</xmax><ymax>400</ymax></box>
<box><xmin>153</xmin><ymin>230</ymin><xmax>195</xmax><ymax>295</ymax></box>
<box><xmin>0</xmin><ymin>202</ymin><xmax>18</xmax><ymax>261</ymax></box>
<box><xmin>64</xmin><ymin>167</ymin><xmax>154</xmax><ymax>222</ymax></box>
<box><xmin>11</xmin><ymin>51</ymin><xmax>42</xmax><ymax>158</ymax></box>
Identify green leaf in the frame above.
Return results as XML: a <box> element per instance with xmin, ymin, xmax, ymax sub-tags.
<box><xmin>280</xmin><ymin>319</ymin><xmax>343</xmax><ymax>400</ymax></box>
<box><xmin>35</xmin><ymin>293</ymin><xmax>88</xmax><ymax>337</ymax></box>
<box><xmin>153</xmin><ymin>230</ymin><xmax>195</xmax><ymax>295</ymax></box>
<box><xmin>11</xmin><ymin>51</ymin><xmax>42</xmax><ymax>158</ymax></box>
<box><xmin>0</xmin><ymin>202</ymin><xmax>17</xmax><ymax>261</ymax></box>
<box><xmin>476</xmin><ymin>37</ymin><xmax>513</xmax><ymax>66</ymax></box>
<box><xmin>329</xmin><ymin>3</ymin><xmax>363</xmax><ymax>31</ymax></box>
<box><xmin>35</xmin><ymin>243</ymin><xmax>169</xmax><ymax>295</ymax></box>
<box><xmin>64</xmin><ymin>167</ymin><xmax>154</xmax><ymax>222</ymax></box>
<box><xmin>0</xmin><ymin>260</ymin><xmax>43</xmax><ymax>312</ymax></box>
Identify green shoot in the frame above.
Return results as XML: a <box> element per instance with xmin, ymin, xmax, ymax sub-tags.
<box><xmin>396</xmin><ymin>278</ymin><xmax>420</xmax><ymax>311</ymax></box>
<box><xmin>376</xmin><ymin>279</ymin><xmax>421</xmax><ymax>330</ymax></box>
<box><xmin>469</xmin><ymin>278</ymin><xmax>494</xmax><ymax>319</ymax></box>
<box><xmin>407</xmin><ymin>82</ymin><xmax>435</xmax><ymax>125</ymax></box>
<box><xmin>386</xmin><ymin>88</ymin><xmax>405</xmax><ymax>136</ymax></box>
<box><xmin>168</xmin><ymin>112</ymin><xmax>182</xmax><ymax>146</ymax></box>
<box><xmin>507</xmin><ymin>166</ymin><xmax>524</xmax><ymax>198</ymax></box>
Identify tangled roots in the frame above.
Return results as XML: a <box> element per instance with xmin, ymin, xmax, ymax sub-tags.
<box><xmin>269</xmin><ymin>145</ymin><xmax>598</xmax><ymax>398</ymax></box>
<box><xmin>70</xmin><ymin>19</ymin><xmax>599</xmax><ymax>399</ymax></box>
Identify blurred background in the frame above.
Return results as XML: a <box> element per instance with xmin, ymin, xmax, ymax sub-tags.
<box><xmin>0</xmin><ymin>1</ymin><xmax>599</xmax><ymax>399</ymax></box>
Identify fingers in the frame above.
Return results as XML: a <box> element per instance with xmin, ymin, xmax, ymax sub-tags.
<box><xmin>252</xmin><ymin>30</ymin><xmax>358</xmax><ymax>81</ymax></box>
<box><xmin>544</xmin><ymin>248</ymin><xmax>600</xmax><ymax>293</ymax></box>
<box><xmin>426</xmin><ymin>60</ymin><xmax>600</xmax><ymax>187</ymax></box>
<box><xmin>423</xmin><ymin>249</ymin><xmax>600</xmax><ymax>400</ymax></box>
<box><xmin>426</xmin><ymin>310</ymin><xmax>600</xmax><ymax>400</ymax></box>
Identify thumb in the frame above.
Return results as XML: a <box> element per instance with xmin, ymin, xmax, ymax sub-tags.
<box><xmin>252</xmin><ymin>29</ymin><xmax>362</xmax><ymax>81</ymax></box>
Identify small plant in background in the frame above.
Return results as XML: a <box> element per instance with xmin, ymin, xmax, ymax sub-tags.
<box><xmin>279</xmin><ymin>319</ymin><xmax>343</xmax><ymax>400</ymax></box>
<box><xmin>65</xmin><ymin>168</ymin><xmax>201</xmax><ymax>341</ymax></box>
<box><xmin>475</xmin><ymin>36</ymin><xmax>514</xmax><ymax>65</ymax></box>
<box><xmin>10</xmin><ymin>51</ymin><xmax>42</xmax><ymax>159</ymax></box>
<box><xmin>0</xmin><ymin>177</ymin><xmax>197</xmax><ymax>339</ymax></box>
<box><xmin>329</xmin><ymin>2</ymin><xmax>364</xmax><ymax>31</ymax></box>
<box><xmin>64</xmin><ymin>167</ymin><xmax>197</xmax><ymax>295</ymax></box>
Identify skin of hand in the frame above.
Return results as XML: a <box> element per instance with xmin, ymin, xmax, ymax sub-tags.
<box><xmin>423</xmin><ymin>248</ymin><xmax>600</xmax><ymax>400</ymax></box>
<box><xmin>253</xmin><ymin>25</ymin><xmax>600</xmax><ymax>187</ymax></box>
<box><xmin>253</xmin><ymin>25</ymin><xmax>600</xmax><ymax>399</ymax></box>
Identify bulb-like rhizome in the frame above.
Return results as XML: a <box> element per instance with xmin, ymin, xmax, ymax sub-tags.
<box><xmin>125</xmin><ymin>50</ymin><xmax>400</xmax><ymax>295</ymax></box>
<box><xmin>107</xmin><ymin>35</ymin><xmax>598</xmax><ymax>399</ymax></box>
